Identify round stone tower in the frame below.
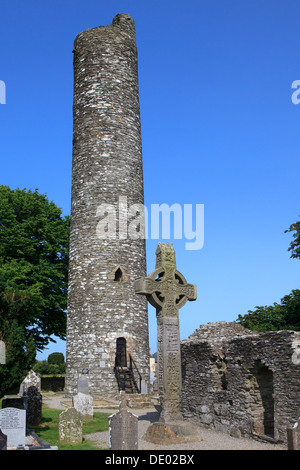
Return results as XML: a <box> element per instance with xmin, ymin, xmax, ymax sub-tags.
<box><xmin>65</xmin><ymin>14</ymin><xmax>150</xmax><ymax>398</ymax></box>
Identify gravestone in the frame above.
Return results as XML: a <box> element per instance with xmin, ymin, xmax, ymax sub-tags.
<box><xmin>72</xmin><ymin>373</ymin><xmax>93</xmax><ymax>418</ymax></box>
<box><xmin>59</xmin><ymin>407</ymin><xmax>82</xmax><ymax>445</ymax></box>
<box><xmin>135</xmin><ymin>243</ymin><xmax>201</xmax><ymax>443</ymax></box>
<box><xmin>25</xmin><ymin>386</ymin><xmax>42</xmax><ymax>426</ymax></box>
<box><xmin>21</xmin><ymin>369</ymin><xmax>41</xmax><ymax>393</ymax></box>
<box><xmin>2</xmin><ymin>396</ymin><xmax>28</xmax><ymax>410</ymax></box>
<box><xmin>0</xmin><ymin>341</ymin><xmax>5</xmax><ymax>365</ymax></box>
<box><xmin>77</xmin><ymin>375</ymin><xmax>89</xmax><ymax>395</ymax></box>
<box><xmin>287</xmin><ymin>418</ymin><xmax>300</xmax><ymax>450</ymax></box>
<box><xmin>72</xmin><ymin>392</ymin><xmax>93</xmax><ymax>419</ymax></box>
<box><xmin>0</xmin><ymin>407</ymin><xmax>26</xmax><ymax>448</ymax></box>
<box><xmin>0</xmin><ymin>429</ymin><xmax>7</xmax><ymax>450</ymax></box>
<box><xmin>109</xmin><ymin>391</ymin><xmax>138</xmax><ymax>450</ymax></box>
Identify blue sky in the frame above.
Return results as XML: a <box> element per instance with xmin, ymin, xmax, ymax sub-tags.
<box><xmin>0</xmin><ymin>0</ymin><xmax>299</xmax><ymax>360</ymax></box>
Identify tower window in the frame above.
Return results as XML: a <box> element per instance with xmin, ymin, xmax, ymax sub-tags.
<box><xmin>108</xmin><ymin>265</ymin><xmax>129</xmax><ymax>282</ymax></box>
<box><xmin>114</xmin><ymin>268</ymin><xmax>123</xmax><ymax>282</ymax></box>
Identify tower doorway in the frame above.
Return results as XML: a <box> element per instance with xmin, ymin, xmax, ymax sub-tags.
<box><xmin>116</xmin><ymin>337</ymin><xmax>127</xmax><ymax>367</ymax></box>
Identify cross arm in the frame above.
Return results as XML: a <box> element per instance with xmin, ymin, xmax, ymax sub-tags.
<box><xmin>135</xmin><ymin>269</ymin><xmax>164</xmax><ymax>309</ymax></box>
<box><xmin>177</xmin><ymin>283</ymin><xmax>197</xmax><ymax>301</ymax></box>
<box><xmin>135</xmin><ymin>277</ymin><xmax>159</xmax><ymax>296</ymax></box>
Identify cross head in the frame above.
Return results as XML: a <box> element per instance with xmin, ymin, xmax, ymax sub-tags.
<box><xmin>135</xmin><ymin>243</ymin><xmax>197</xmax><ymax>317</ymax></box>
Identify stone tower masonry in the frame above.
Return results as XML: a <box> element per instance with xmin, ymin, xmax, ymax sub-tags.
<box><xmin>65</xmin><ymin>14</ymin><xmax>150</xmax><ymax>398</ymax></box>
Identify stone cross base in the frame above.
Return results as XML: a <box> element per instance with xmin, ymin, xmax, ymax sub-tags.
<box><xmin>143</xmin><ymin>421</ymin><xmax>202</xmax><ymax>445</ymax></box>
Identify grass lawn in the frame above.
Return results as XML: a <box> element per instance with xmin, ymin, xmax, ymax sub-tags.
<box><xmin>31</xmin><ymin>407</ymin><xmax>110</xmax><ymax>450</ymax></box>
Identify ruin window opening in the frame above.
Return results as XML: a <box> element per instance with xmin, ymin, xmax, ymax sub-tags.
<box><xmin>211</xmin><ymin>355</ymin><xmax>227</xmax><ymax>391</ymax></box>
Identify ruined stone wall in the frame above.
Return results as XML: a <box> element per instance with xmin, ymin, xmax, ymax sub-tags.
<box><xmin>65</xmin><ymin>14</ymin><xmax>150</xmax><ymax>398</ymax></box>
<box><xmin>181</xmin><ymin>322</ymin><xmax>300</xmax><ymax>444</ymax></box>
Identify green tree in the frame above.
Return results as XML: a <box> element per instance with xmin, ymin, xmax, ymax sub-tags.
<box><xmin>0</xmin><ymin>186</ymin><xmax>69</xmax><ymax>395</ymax></box>
<box><xmin>48</xmin><ymin>352</ymin><xmax>65</xmax><ymax>365</ymax></box>
<box><xmin>285</xmin><ymin>216</ymin><xmax>300</xmax><ymax>260</ymax></box>
<box><xmin>33</xmin><ymin>360</ymin><xmax>49</xmax><ymax>375</ymax></box>
<box><xmin>236</xmin><ymin>218</ymin><xmax>300</xmax><ymax>332</ymax></box>
<box><xmin>236</xmin><ymin>290</ymin><xmax>300</xmax><ymax>332</ymax></box>
<box><xmin>0</xmin><ymin>319</ymin><xmax>36</xmax><ymax>396</ymax></box>
<box><xmin>48</xmin><ymin>352</ymin><xmax>66</xmax><ymax>373</ymax></box>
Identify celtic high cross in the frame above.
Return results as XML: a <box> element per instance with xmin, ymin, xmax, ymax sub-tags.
<box><xmin>135</xmin><ymin>243</ymin><xmax>197</xmax><ymax>423</ymax></box>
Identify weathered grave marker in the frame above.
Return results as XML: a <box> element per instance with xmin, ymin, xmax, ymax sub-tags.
<box><xmin>109</xmin><ymin>391</ymin><xmax>138</xmax><ymax>450</ymax></box>
<box><xmin>72</xmin><ymin>373</ymin><xmax>93</xmax><ymax>418</ymax></box>
<box><xmin>0</xmin><ymin>407</ymin><xmax>26</xmax><ymax>448</ymax></box>
<box><xmin>21</xmin><ymin>369</ymin><xmax>41</xmax><ymax>393</ymax></box>
<box><xmin>77</xmin><ymin>374</ymin><xmax>89</xmax><ymax>395</ymax></box>
<box><xmin>72</xmin><ymin>392</ymin><xmax>93</xmax><ymax>419</ymax></box>
<box><xmin>25</xmin><ymin>386</ymin><xmax>42</xmax><ymax>426</ymax></box>
<box><xmin>287</xmin><ymin>418</ymin><xmax>300</xmax><ymax>450</ymax></box>
<box><xmin>59</xmin><ymin>407</ymin><xmax>82</xmax><ymax>445</ymax></box>
<box><xmin>2</xmin><ymin>396</ymin><xmax>27</xmax><ymax>410</ymax></box>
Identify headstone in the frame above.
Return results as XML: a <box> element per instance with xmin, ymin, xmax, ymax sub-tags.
<box><xmin>21</xmin><ymin>369</ymin><xmax>41</xmax><ymax>393</ymax></box>
<box><xmin>77</xmin><ymin>375</ymin><xmax>89</xmax><ymax>395</ymax></box>
<box><xmin>109</xmin><ymin>391</ymin><xmax>138</xmax><ymax>450</ymax></box>
<box><xmin>2</xmin><ymin>396</ymin><xmax>28</xmax><ymax>410</ymax></box>
<box><xmin>0</xmin><ymin>407</ymin><xmax>26</xmax><ymax>448</ymax></box>
<box><xmin>0</xmin><ymin>341</ymin><xmax>5</xmax><ymax>365</ymax></box>
<box><xmin>0</xmin><ymin>429</ymin><xmax>7</xmax><ymax>450</ymax></box>
<box><xmin>287</xmin><ymin>418</ymin><xmax>300</xmax><ymax>450</ymax></box>
<box><xmin>25</xmin><ymin>386</ymin><xmax>42</xmax><ymax>426</ymax></box>
<box><xmin>72</xmin><ymin>392</ymin><xmax>93</xmax><ymax>419</ymax></box>
<box><xmin>287</xmin><ymin>427</ymin><xmax>297</xmax><ymax>450</ymax></box>
<box><xmin>135</xmin><ymin>242</ymin><xmax>197</xmax><ymax>423</ymax></box>
<box><xmin>59</xmin><ymin>407</ymin><xmax>82</xmax><ymax>445</ymax></box>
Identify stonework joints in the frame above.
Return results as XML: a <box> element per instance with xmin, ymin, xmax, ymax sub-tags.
<box><xmin>65</xmin><ymin>13</ymin><xmax>150</xmax><ymax>399</ymax></box>
<box><xmin>181</xmin><ymin>321</ymin><xmax>300</xmax><ymax>444</ymax></box>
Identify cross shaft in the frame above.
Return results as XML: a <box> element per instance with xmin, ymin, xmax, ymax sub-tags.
<box><xmin>135</xmin><ymin>243</ymin><xmax>197</xmax><ymax>423</ymax></box>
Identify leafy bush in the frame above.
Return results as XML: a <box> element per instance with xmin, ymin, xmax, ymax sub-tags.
<box><xmin>33</xmin><ymin>353</ymin><xmax>66</xmax><ymax>375</ymax></box>
<box><xmin>48</xmin><ymin>352</ymin><xmax>65</xmax><ymax>365</ymax></box>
